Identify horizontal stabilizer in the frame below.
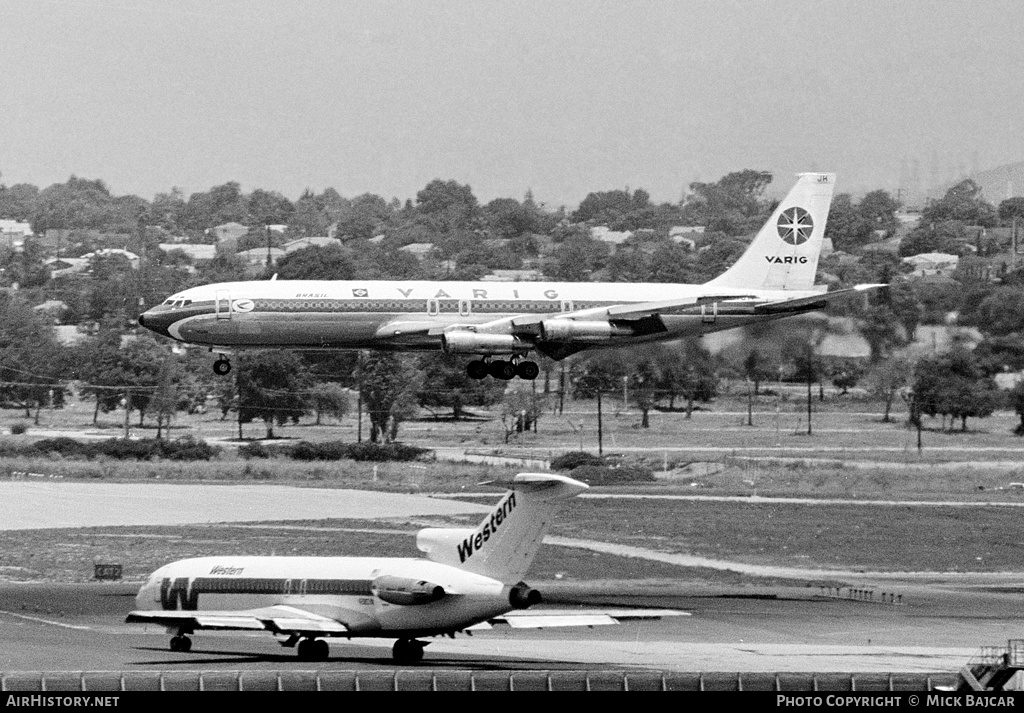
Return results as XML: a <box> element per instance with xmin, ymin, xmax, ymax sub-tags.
<box><xmin>479</xmin><ymin>607</ymin><xmax>690</xmax><ymax>629</ymax></box>
<box><xmin>756</xmin><ymin>283</ymin><xmax>885</xmax><ymax>313</ymax></box>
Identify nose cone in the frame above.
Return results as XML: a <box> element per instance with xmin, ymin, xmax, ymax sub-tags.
<box><xmin>137</xmin><ymin>307</ymin><xmax>173</xmax><ymax>339</ymax></box>
<box><xmin>135</xmin><ymin>577</ymin><xmax>160</xmax><ymax>610</ymax></box>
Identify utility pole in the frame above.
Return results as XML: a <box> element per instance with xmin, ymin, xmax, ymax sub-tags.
<box><xmin>357</xmin><ymin>388</ymin><xmax>363</xmax><ymax>443</ymax></box>
<box><xmin>597</xmin><ymin>389</ymin><xmax>603</xmax><ymax>457</ymax></box>
<box><xmin>237</xmin><ymin>373</ymin><xmax>243</xmax><ymax>441</ymax></box>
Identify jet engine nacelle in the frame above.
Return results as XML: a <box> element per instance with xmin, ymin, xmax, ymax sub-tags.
<box><xmin>372</xmin><ymin>575</ymin><xmax>446</xmax><ymax>606</ymax></box>
<box><xmin>441</xmin><ymin>331</ymin><xmax>527</xmax><ymax>355</ymax></box>
<box><xmin>509</xmin><ymin>581</ymin><xmax>541</xmax><ymax>609</ymax></box>
<box><xmin>540</xmin><ymin>320</ymin><xmax>629</xmax><ymax>343</ymax></box>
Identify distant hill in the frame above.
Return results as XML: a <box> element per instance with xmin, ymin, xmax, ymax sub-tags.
<box><xmin>930</xmin><ymin>160</ymin><xmax>1024</xmax><ymax>205</ymax></box>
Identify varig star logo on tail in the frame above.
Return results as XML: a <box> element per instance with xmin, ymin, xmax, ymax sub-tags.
<box><xmin>777</xmin><ymin>207</ymin><xmax>813</xmax><ymax>245</ymax></box>
<box><xmin>352</xmin><ymin>288</ymin><xmax>368</xmax><ymax>298</ymax></box>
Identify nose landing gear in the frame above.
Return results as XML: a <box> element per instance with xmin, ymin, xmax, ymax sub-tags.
<box><xmin>213</xmin><ymin>357</ymin><xmax>231</xmax><ymax>376</ymax></box>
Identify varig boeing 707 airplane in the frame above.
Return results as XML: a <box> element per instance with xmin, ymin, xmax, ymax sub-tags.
<box><xmin>138</xmin><ymin>173</ymin><xmax>880</xmax><ymax>380</ymax></box>
<box><xmin>126</xmin><ymin>473</ymin><xmax>684</xmax><ymax>663</ymax></box>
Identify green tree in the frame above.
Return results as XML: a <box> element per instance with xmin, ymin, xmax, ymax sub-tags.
<box><xmin>335</xmin><ymin>193</ymin><xmax>393</xmax><ymax>240</ymax></box>
<box><xmin>911</xmin><ymin>348</ymin><xmax>1000</xmax><ymax>431</ymax></box>
<box><xmin>998</xmin><ymin>197</ymin><xmax>1024</xmax><ymax>225</ymax></box>
<box><xmin>922</xmin><ymin>179</ymin><xmax>997</xmax><ymax>227</ymax></box>
<box><xmin>416</xmin><ymin>353</ymin><xmax>504</xmax><ymax>420</ymax></box>
<box><xmin>858</xmin><ymin>190</ymin><xmax>901</xmax><ymax>235</ymax></box>
<box><xmin>76</xmin><ymin>322</ymin><xmax>132</xmax><ymax>423</ymax></box>
<box><xmin>865</xmin><ymin>357</ymin><xmax>912</xmax><ymax>423</ymax></box>
<box><xmin>309</xmin><ymin>382</ymin><xmax>351</xmax><ymax>425</ymax></box>
<box><xmin>237</xmin><ymin>351</ymin><xmax>313</xmax><ymax>438</ymax></box>
<box><xmin>656</xmin><ymin>340</ymin><xmax>718</xmax><ymax>417</ymax></box>
<box><xmin>0</xmin><ymin>294</ymin><xmax>70</xmax><ymax>422</ymax></box>
<box><xmin>499</xmin><ymin>384</ymin><xmax>547</xmax><ymax>442</ymax></box>
<box><xmin>548</xmin><ymin>234</ymin><xmax>610</xmax><ymax>281</ymax></box>
<box><xmin>357</xmin><ymin>352</ymin><xmax>422</xmax><ymax>443</ymax></box>
<box><xmin>824</xmin><ymin>194</ymin><xmax>873</xmax><ymax>252</ymax></box>
<box><xmin>273</xmin><ymin>245</ymin><xmax>355</xmax><ymax>280</ymax></box>
<box><xmin>684</xmin><ymin>169</ymin><xmax>773</xmax><ymax>235</ymax></box>
<box><xmin>1009</xmin><ymin>380</ymin><xmax>1024</xmax><ymax>435</ymax></box>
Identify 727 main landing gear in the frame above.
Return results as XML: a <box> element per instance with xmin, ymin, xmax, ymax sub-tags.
<box><xmin>169</xmin><ymin>634</ymin><xmax>192</xmax><ymax>652</ymax></box>
<box><xmin>392</xmin><ymin>638</ymin><xmax>426</xmax><ymax>663</ymax></box>
<box><xmin>296</xmin><ymin>637</ymin><xmax>330</xmax><ymax>661</ymax></box>
<box><xmin>466</xmin><ymin>359</ymin><xmax>539</xmax><ymax>381</ymax></box>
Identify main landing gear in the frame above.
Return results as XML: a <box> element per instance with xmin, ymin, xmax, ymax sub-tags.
<box><xmin>466</xmin><ymin>358</ymin><xmax>539</xmax><ymax>381</ymax></box>
<box><xmin>296</xmin><ymin>637</ymin><xmax>330</xmax><ymax>661</ymax></box>
<box><xmin>392</xmin><ymin>638</ymin><xmax>426</xmax><ymax>664</ymax></box>
<box><xmin>169</xmin><ymin>634</ymin><xmax>192</xmax><ymax>652</ymax></box>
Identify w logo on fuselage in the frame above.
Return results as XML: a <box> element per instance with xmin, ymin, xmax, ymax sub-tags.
<box><xmin>160</xmin><ymin>577</ymin><xmax>198</xmax><ymax>610</ymax></box>
<box><xmin>776</xmin><ymin>207</ymin><xmax>814</xmax><ymax>245</ymax></box>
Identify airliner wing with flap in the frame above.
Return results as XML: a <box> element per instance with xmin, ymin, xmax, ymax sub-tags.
<box><xmin>126</xmin><ymin>604</ymin><xmax>352</xmax><ymax>634</ymax></box>
<box><xmin>477</xmin><ymin>608</ymin><xmax>690</xmax><ymax>629</ymax></box>
<box><xmin>139</xmin><ymin>173</ymin><xmax>884</xmax><ymax>381</ymax></box>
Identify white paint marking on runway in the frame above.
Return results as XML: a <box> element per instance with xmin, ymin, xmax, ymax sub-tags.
<box><xmin>0</xmin><ymin>609</ymin><xmax>91</xmax><ymax>630</ymax></box>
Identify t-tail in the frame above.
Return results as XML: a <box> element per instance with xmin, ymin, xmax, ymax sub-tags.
<box><xmin>705</xmin><ymin>172</ymin><xmax>836</xmax><ymax>291</ymax></box>
<box><xmin>415</xmin><ymin>473</ymin><xmax>588</xmax><ymax>583</ymax></box>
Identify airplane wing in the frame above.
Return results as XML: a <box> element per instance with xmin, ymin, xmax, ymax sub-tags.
<box><xmin>469</xmin><ymin>608</ymin><xmax>690</xmax><ymax>630</ymax></box>
<box><xmin>126</xmin><ymin>604</ymin><xmax>353</xmax><ymax>635</ymax></box>
<box><xmin>753</xmin><ymin>283</ymin><xmax>886</xmax><ymax>314</ymax></box>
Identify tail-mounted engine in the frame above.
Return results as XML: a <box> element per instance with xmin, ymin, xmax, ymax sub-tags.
<box><xmin>372</xmin><ymin>575</ymin><xmax>446</xmax><ymax>606</ymax></box>
<box><xmin>508</xmin><ymin>581</ymin><xmax>541</xmax><ymax>609</ymax></box>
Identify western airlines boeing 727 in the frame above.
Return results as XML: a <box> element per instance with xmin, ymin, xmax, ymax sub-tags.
<box><xmin>126</xmin><ymin>473</ymin><xmax>683</xmax><ymax>663</ymax></box>
<box><xmin>138</xmin><ymin>173</ymin><xmax>879</xmax><ymax>380</ymax></box>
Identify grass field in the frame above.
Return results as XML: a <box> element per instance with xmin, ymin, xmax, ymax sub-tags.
<box><xmin>4</xmin><ymin>387</ymin><xmax>1024</xmax><ymax>587</ymax></box>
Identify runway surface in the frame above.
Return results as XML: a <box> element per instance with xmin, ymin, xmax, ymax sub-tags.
<box><xmin>0</xmin><ymin>482</ymin><xmax>1020</xmax><ymax>675</ymax></box>
<box><xmin>0</xmin><ymin>579</ymin><xmax>1018</xmax><ymax>674</ymax></box>
<box><xmin>0</xmin><ymin>482</ymin><xmax>491</xmax><ymax>530</ymax></box>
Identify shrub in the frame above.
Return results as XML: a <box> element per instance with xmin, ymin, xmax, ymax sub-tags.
<box><xmin>33</xmin><ymin>437</ymin><xmax>94</xmax><ymax>458</ymax></box>
<box><xmin>289</xmin><ymin>441</ymin><xmax>350</xmax><ymax>461</ymax></box>
<box><xmin>238</xmin><ymin>441</ymin><xmax>272</xmax><ymax>459</ymax></box>
<box><xmin>550</xmin><ymin>451</ymin><xmax>605</xmax><ymax>471</ymax></box>
<box><xmin>160</xmin><ymin>437</ymin><xmax>219</xmax><ymax>461</ymax></box>
<box><xmin>97</xmin><ymin>439</ymin><xmax>162</xmax><ymax>460</ymax></box>
<box><xmin>285</xmin><ymin>440</ymin><xmax>429</xmax><ymax>462</ymax></box>
<box><xmin>343</xmin><ymin>442</ymin><xmax>429</xmax><ymax>462</ymax></box>
<box><xmin>9</xmin><ymin>423</ymin><xmax>28</xmax><ymax>435</ymax></box>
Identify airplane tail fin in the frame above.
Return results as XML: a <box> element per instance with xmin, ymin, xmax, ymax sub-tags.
<box><xmin>705</xmin><ymin>172</ymin><xmax>836</xmax><ymax>291</ymax></box>
<box><xmin>416</xmin><ymin>473</ymin><xmax>588</xmax><ymax>583</ymax></box>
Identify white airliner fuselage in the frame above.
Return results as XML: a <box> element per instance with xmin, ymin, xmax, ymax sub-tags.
<box><xmin>139</xmin><ymin>174</ymin><xmax>879</xmax><ymax>379</ymax></box>
<box><xmin>126</xmin><ymin>473</ymin><xmax>684</xmax><ymax>663</ymax></box>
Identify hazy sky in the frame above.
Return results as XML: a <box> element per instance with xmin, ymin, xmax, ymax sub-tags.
<box><xmin>1</xmin><ymin>0</ymin><xmax>1022</xmax><ymax>207</ymax></box>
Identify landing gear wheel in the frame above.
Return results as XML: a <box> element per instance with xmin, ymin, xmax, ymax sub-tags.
<box><xmin>297</xmin><ymin>637</ymin><xmax>329</xmax><ymax>661</ymax></box>
<box><xmin>169</xmin><ymin>634</ymin><xmax>192</xmax><ymax>652</ymax></box>
<box><xmin>516</xmin><ymin>360</ymin><xmax>540</xmax><ymax>380</ymax></box>
<box><xmin>488</xmin><ymin>360</ymin><xmax>516</xmax><ymax>380</ymax></box>
<box><xmin>466</xmin><ymin>360</ymin><xmax>488</xmax><ymax>380</ymax></box>
<box><xmin>392</xmin><ymin>638</ymin><xmax>425</xmax><ymax>664</ymax></box>
<box><xmin>213</xmin><ymin>358</ymin><xmax>231</xmax><ymax>376</ymax></box>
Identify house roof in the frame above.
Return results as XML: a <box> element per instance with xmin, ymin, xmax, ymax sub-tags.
<box><xmin>283</xmin><ymin>237</ymin><xmax>342</xmax><ymax>253</ymax></box>
<box><xmin>159</xmin><ymin>243</ymin><xmax>217</xmax><ymax>261</ymax></box>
